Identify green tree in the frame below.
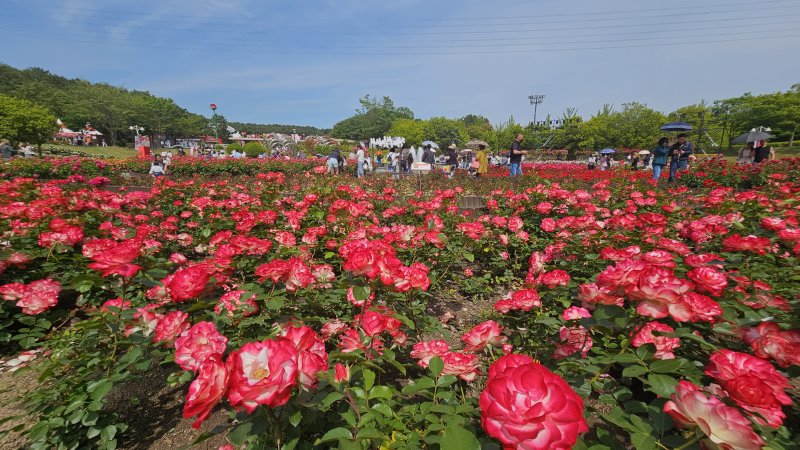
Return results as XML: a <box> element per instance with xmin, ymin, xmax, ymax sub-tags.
<box><xmin>388</xmin><ymin>118</ymin><xmax>425</xmax><ymax>146</ymax></box>
<box><xmin>331</xmin><ymin>95</ymin><xmax>414</xmax><ymax>140</ymax></box>
<box><xmin>209</xmin><ymin>114</ymin><xmax>231</xmax><ymax>141</ymax></box>
<box><xmin>0</xmin><ymin>94</ymin><xmax>57</xmax><ymax>145</ymax></box>
<box><xmin>422</xmin><ymin>117</ymin><xmax>468</xmax><ymax>147</ymax></box>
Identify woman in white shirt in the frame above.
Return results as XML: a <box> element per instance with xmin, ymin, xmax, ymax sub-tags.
<box><xmin>149</xmin><ymin>156</ymin><xmax>166</xmax><ymax>177</ymax></box>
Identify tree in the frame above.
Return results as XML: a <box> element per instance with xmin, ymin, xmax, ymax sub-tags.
<box><xmin>388</xmin><ymin>118</ymin><xmax>425</xmax><ymax>146</ymax></box>
<box><xmin>209</xmin><ymin>114</ymin><xmax>230</xmax><ymax>141</ymax></box>
<box><xmin>0</xmin><ymin>94</ymin><xmax>57</xmax><ymax>146</ymax></box>
<box><xmin>422</xmin><ymin>117</ymin><xmax>468</xmax><ymax>147</ymax></box>
<box><xmin>331</xmin><ymin>95</ymin><xmax>414</xmax><ymax>140</ymax></box>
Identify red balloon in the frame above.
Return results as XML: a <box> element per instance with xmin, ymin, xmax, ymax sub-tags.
<box><xmin>210</xmin><ymin>103</ymin><xmax>217</xmax><ymax>110</ymax></box>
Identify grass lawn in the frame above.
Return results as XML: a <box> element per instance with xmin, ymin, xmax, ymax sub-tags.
<box><xmin>45</xmin><ymin>144</ymin><xmax>139</xmax><ymax>158</ymax></box>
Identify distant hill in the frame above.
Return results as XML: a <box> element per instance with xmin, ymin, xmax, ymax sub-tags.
<box><xmin>229</xmin><ymin>122</ymin><xmax>330</xmax><ymax>137</ymax></box>
<box><xmin>0</xmin><ymin>63</ymin><xmax>329</xmax><ymax>145</ymax></box>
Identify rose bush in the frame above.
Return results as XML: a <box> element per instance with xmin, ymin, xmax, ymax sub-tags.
<box><xmin>0</xmin><ymin>157</ymin><xmax>798</xmax><ymax>449</ymax></box>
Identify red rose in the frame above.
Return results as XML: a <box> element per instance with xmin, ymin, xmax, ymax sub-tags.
<box><xmin>631</xmin><ymin>321</ymin><xmax>680</xmax><ymax>359</ymax></box>
<box><xmin>183</xmin><ymin>355</ymin><xmax>229</xmax><ymax>429</ymax></box>
<box><xmin>226</xmin><ymin>339</ymin><xmax>298</xmax><ymax>412</ymax></box>
<box><xmin>175</xmin><ymin>321</ymin><xmax>228</xmax><ymax>372</ymax></box>
<box><xmin>462</xmin><ymin>320</ymin><xmax>507</xmax><ymax>352</ymax></box>
<box><xmin>722</xmin><ymin>234</ymin><xmax>772</xmax><ymax>255</ymax></box>
<box><xmin>553</xmin><ymin>325</ymin><xmax>593</xmax><ymax>359</ymax></box>
<box><xmin>334</xmin><ymin>363</ymin><xmax>350</xmax><ymax>383</ymax></box>
<box><xmin>540</xmin><ymin>218</ymin><xmax>557</xmax><ymax>232</ymax></box>
<box><xmin>410</xmin><ymin>340</ymin><xmax>449</xmax><ymax>368</ymax></box>
<box><xmin>687</xmin><ymin>267</ymin><xmax>727</xmax><ymax>297</ymax></box>
<box><xmin>1</xmin><ymin>279</ymin><xmax>61</xmax><ymax>315</ymax></box>
<box><xmin>166</xmin><ymin>265</ymin><xmax>211</xmax><ymax>302</ymax></box>
<box><xmin>664</xmin><ymin>381</ymin><xmax>764</xmax><ymax>450</ymax></box>
<box><xmin>215</xmin><ymin>290</ymin><xmax>259</xmax><ymax>318</ymax></box>
<box><xmin>742</xmin><ymin>322</ymin><xmax>800</xmax><ymax>368</ymax></box>
<box><xmin>85</xmin><ymin>238</ymin><xmax>142</xmax><ymax>278</ymax></box>
<box><xmin>440</xmin><ymin>351</ymin><xmax>480</xmax><ymax>381</ymax></box>
<box><xmin>480</xmin><ymin>354</ymin><xmax>588</xmax><ymax>450</ymax></box>
<box><xmin>538</xmin><ymin>269</ymin><xmax>571</xmax><ymax>288</ymax></box>
<box><xmin>281</xmin><ymin>325</ymin><xmax>328</xmax><ymax>390</ymax></box>
<box><xmin>705</xmin><ymin>349</ymin><xmax>792</xmax><ymax>427</ymax></box>
<box><xmin>154</xmin><ymin>311</ymin><xmax>189</xmax><ymax>344</ymax></box>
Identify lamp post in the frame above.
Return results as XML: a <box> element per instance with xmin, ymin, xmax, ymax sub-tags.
<box><xmin>528</xmin><ymin>94</ymin><xmax>545</xmax><ymax>127</ymax></box>
<box><xmin>210</xmin><ymin>103</ymin><xmax>218</xmax><ymax>142</ymax></box>
<box><xmin>129</xmin><ymin>125</ymin><xmax>144</xmax><ymax>136</ymax></box>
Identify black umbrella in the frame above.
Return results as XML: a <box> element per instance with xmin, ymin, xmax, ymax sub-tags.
<box><xmin>731</xmin><ymin>131</ymin><xmax>774</xmax><ymax>145</ymax></box>
<box><xmin>660</xmin><ymin>122</ymin><xmax>693</xmax><ymax>132</ymax></box>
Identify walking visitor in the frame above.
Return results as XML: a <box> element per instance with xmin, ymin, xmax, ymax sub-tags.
<box><xmin>509</xmin><ymin>134</ymin><xmax>528</xmax><ymax>177</ymax></box>
<box><xmin>652</xmin><ymin>137</ymin><xmax>670</xmax><ymax>181</ymax></box>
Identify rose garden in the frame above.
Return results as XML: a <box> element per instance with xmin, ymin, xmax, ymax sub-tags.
<box><xmin>0</xmin><ymin>156</ymin><xmax>799</xmax><ymax>450</ymax></box>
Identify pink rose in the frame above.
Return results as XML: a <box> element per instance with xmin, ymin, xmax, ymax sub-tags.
<box><xmin>664</xmin><ymin>381</ymin><xmax>764</xmax><ymax>450</ymax></box>
<box><xmin>631</xmin><ymin>321</ymin><xmax>680</xmax><ymax>359</ymax></box>
<box><xmin>440</xmin><ymin>351</ymin><xmax>480</xmax><ymax>381</ymax></box>
<box><xmin>183</xmin><ymin>356</ymin><xmax>229</xmax><ymax>429</ymax></box>
<box><xmin>215</xmin><ymin>290</ymin><xmax>259</xmax><ymax>318</ymax></box>
<box><xmin>553</xmin><ymin>326</ymin><xmax>593</xmax><ymax>359</ymax></box>
<box><xmin>154</xmin><ymin>311</ymin><xmax>190</xmax><ymax>344</ymax></box>
<box><xmin>705</xmin><ymin>349</ymin><xmax>791</xmax><ymax>427</ymax></box>
<box><xmin>175</xmin><ymin>321</ymin><xmax>228</xmax><ymax>372</ymax></box>
<box><xmin>226</xmin><ymin>339</ymin><xmax>299</xmax><ymax>412</ymax></box>
<box><xmin>562</xmin><ymin>306</ymin><xmax>592</xmax><ymax>321</ymax></box>
<box><xmin>687</xmin><ymin>267</ymin><xmax>728</xmax><ymax>297</ymax></box>
<box><xmin>334</xmin><ymin>363</ymin><xmax>350</xmax><ymax>383</ymax></box>
<box><xmin>538</xmin><ymin>269</ymin><xmax>571</xmax><ymax>288</ymax></box>
<box><xmin>462</xmin><ymin>320</ymin><xmax>507</xmax><ymax>352</ymax></box>
<box><xmin>480</xmin><ymin>354</ymin><xmax>588</xmax><ymax>450</ymax></box>
<box><xmin>410</xmin><ymin>340</ymin><xmax>450</xmax><ymax>368</ymax></box>
<box><xmin>742</xmin><ymin>322</ymin><xmax>800</xmax><ymax>368</ymax></box>
<box><xmin>282</xmin><ymin>325</ymin><xmax>328</xmax><ymax>389</ymax></box>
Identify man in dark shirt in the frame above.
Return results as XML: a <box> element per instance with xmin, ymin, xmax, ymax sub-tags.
<box><xmin>668</xmin><ymin>133</ymin><xmax>693</xmax><ymax>182</ymax></box>
<box><xmin>509</xmin><ymin>134</ymin><xmax>528</xmax><ymax>177</ymax></box>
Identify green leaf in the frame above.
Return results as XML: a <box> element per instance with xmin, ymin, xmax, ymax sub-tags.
<box><xmin>631</xmin><ymin>433</ymin><xmax>657</xmax><ymax>450</ymax></box>
<box><xmin>369</xmin><ymin>386</ymin><xmax>393</xmax><ymax>400</ymax></box>
<box><xmin>440</xmin><ymin>423</ymin><xmax>480</xmax><ymax>450</ymax></box>
<box><xmin>650</xmin><ymin>359</ymin><xmax>682</xmax><ymax>374</ymax></box>
<box><xmin>622</xmin><ymin>365</ymin><xmax>648</xmax><ymax>377</ymax></box>
<box><xmin>87</xmin><ymin>379</ymin><xmax>113</xmax><ymax>401</ymax></box>
<box><xmin>289</xmin><ymin>409</ymin><xmax>302</xmax><ymax>427</ymax></box>
<box><xmin>429</xmin><ymin>357</ymin><xmax>444</xmax><ymax>378</ymax></box>
<box><xmin>464</xmin><ymin>253</ymin><xmax>474</xmax><ymax>262</ymax></box>
<box><xmin>265</xmin><ymin>296</ymin><xmax>285</xmax><ymax>310</ymax></box>
<box><xmin>401</xmin><ymin>377</ymin><xmax>435</xmax><ymax>395</ymax></box>
<box><xmin>647</xmin><ymin>374</ymin><xmax>678</xmax><ymax>397</ymax></box>
<box><xmin>315</xmin><ymin>427</ymin><xmax>353</xmax><ymax>444</ymax></box>
<box><xmin>321</xmin><ymin>392</ymin><xmax>344</xmax><ymax>408</ymax></box>
<box><xmin>228</xmin><ymin>422</ymin><xmax>253</xmax><ymax>445</ymax></box>
<box><xmin>363</xmin><ymin>369</ymin><xmax>376</xmax><ymax>391</ymax></box>
<box><xmin>352</xmin><ymin>286</ymin><xmax>371</xmax><ymax>302</ymax></box>
<box><xmin>100</xmin><ymin>425</ymin><xmax>117</xmax><ymax>441</ymax></box>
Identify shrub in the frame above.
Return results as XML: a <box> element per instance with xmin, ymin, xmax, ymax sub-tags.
<box><xmin>243</xmin><ymin>142</ymin><xmax>265</xmax><ymax>158</ymax></box>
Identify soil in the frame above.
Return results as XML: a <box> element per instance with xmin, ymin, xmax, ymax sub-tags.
<box><xmin>0</xmin><ymin>363</ymin><xmax>232</xmax><ymax>450</ymax></box>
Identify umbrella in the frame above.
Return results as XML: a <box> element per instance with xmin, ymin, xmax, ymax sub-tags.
<box><xmin>465</xmin><ymin>139</ymin><xmax>489</xmax><ymax>149</ymax></box>
<box><xmin>459</xmin><ymin>149</ymin><xmax>475</xmax><ymax>154</ymax></box>
<box><xmin>421</xmin><ymin>141</ymin><xmax>439</xmax><ymax>149</ymax></box>
<box><xmin>599</xmin><ymin>148</ymin><xmax>616</xmax><ymax>154</ymax></box>
<box><xmin>731</xmin><ymin>130</ymin><xmax>774</xmax><ymax>145</ymax></box>
<box><xmin>660</xmin><ymin>122</ymin><xmax>693</xmax><ymax>132</ymax></box>
<box><xmin>638</xmin><ymin>150</ymin><xmax>651</xmax><ymax>155</ymax></box>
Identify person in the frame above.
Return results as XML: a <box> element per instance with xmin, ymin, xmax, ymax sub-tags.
<box><xmin>399</xmin><ymin>147</ymin><xmax>410</xmax><ymax>174</ymax></box>
<box><xmin>0</xmin><ymin>139</ymin><xmax>14</xmax><ymax>158</ymax></box>
<box><xmin>737</xmin><ymin>143</ymin><xmax>755</xmax><ymax>164</ymax></box>
<box><xmin>632</xmin><ymin>154</ymin><xmax>640</xmax><ymax>171</ymax></box>
<box><xmin>652</xmin><ymin>137</ymin><xmax>671</xmax><ymax>181</ymax></box>
<box><xmin>421</xmin><ymin>145</ymin><xmax>436</xmax><ymax>165</ymax></box>
<box><xmin>476</xmin><ymin>144</ymin><xmax>489</xmax><ymax>177</ymax></box>
<box><xmin>387</xmin><ymin>147</ymin><xmax>399</xmax><ymax>178</ymax></box>
<box><xmin>149</xmin><ymin>155</ymin><xmax>166</xmax><ymax>177</ymax></box>
<box><xmin>101</xmin><ymin>139</ymin><xmax>107</xmax><ymax>147</ymax></box>
<box><xmin>356</xmin><ymin>145</ymin><xmax>366</xmax><ymax>178</ymax></box>
<box><xmin>642</xmin><ymin>153</ymin><xmax>651</xmax><ymax>169</ymax></box>
<box><xmin>19</xmin><ymin>143</ymin><xmax>35</xmax><ymax>158</ymax></box>
<box><xmin>327</xmin><ymin>148</ymin><xmax>340</xmax><ymax>174</ymax></box>
<box><xmin>509</xmin><ymin>134</ymin><xmax>528</xmax><ymax>177</ymax></box>
<box><xmin>753</xmin><ymin>140</ymin><xmax>775</xmax><ymax>163</ymax></box>
<box><xmin>445</xmin><ymin>144</ymin><xmax>458</xmax><ymax>177</ymax></box>
<box><xmin>587</xmin><ymin>154</ymin><xmax>596</xmax><ymax>170</ymax></box>
<box><xmin>668</xmin><ymin>134</ymin><xmax>693</xmax><ymax>182</ymax></box>
<box><xmin>375</xmin><ymin>153</ymin><xmax>383</xmax><ymax>169</ymax></box>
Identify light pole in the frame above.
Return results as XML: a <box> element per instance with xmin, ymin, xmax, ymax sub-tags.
<box><xmin>529</xmin><ymin>94</ymin><xmax>545</xmax><ymax>127</ymax></box>
<box><xmin>129</xmin><ymin>125</ymin><xmax>144</xmax><ymax>136</ymax></box>
<box><xmin>210</xmin><ymin>103</ymin><xmax>218</xmax><ymax>142</ymax></box>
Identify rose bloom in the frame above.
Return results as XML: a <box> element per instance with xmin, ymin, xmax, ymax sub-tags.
<box><xmin>722</xmin><ymin>234</ymin><xmax>772</xmax><ymax>255</ymax></box>
<box><xmin>686</xmin><ymin>267</ymin><xmax>728</xmax><ymax>297</ymax></box>
<box><xmin>683</xmin><ymin>292</ymin><xmax>722</xmax><ymax>323</ymax></box>
<box><xmin>154</xmin><ymin>311</ymin><xmax>190</xmax><ymax>344</ymax></box>
<box><xmin>334</xmin><ymin>363</ymin><xmax>350</xmax><ymax>383</ymax></box>
<box><xmin>85</xmin><ymin>239</ymin><xmax>143</xmax><ymax>278</ymax></box>
<box><xmin>165</xmin><ymin>265</ymin><xmax>212</xmax><ymax>302</ymax></box>
<box><xmin>101</xmin><ymin>297</ymin><xmax>131</xmax><ymax>313</ymax></box>
<box><xmin>553</xmin><ymin>326</ymin><xmax>593</xmax><ymax>360</ymax></box>
<box><xmin>410</xmin><ymin>340</ymin><xmax>450</xmax><ymax>368</ymax></box>
<box><xmin>742</xmin><ymin>322</ymin><xmax>800</xmax><ymax>368</ymax></box>
<box><xmin>508</xmin><ymin>216</ymin><xmax>524</xmax><ymax>232</ymax></box>
<box><xmin>440</xmin><ymin>351</ymin><xmax>480</xmax><ymax>381</ymax></box>
<box><xmin>540</xmin><ymin>218</ymin><xmax>557</xmax><ymax>232</ymax></box>
<box><xmin>562</xmin><ymin>306</ymin><xmax>591</xmax><ymax>321</ymax></box>
<box><xmin>215</xmin><ymin>290</ymin><xmax>259</xmax><ymax>318</ymax></box>
<box><xmin>577</xmin><ymin>283</ymin><xmax>624</xmax><ymax>307</ymax></box>
<box><xmin>480</xmin><ymin>354</ymin><xmax>588</xmax><ymax>450</ymax></box>
<box><xmin>0</xmin><ymin>279</ymin><xmax>61</xmax><ymax>315</ymax></box>
<box><xmin>511</xmin><ymin>289</ymin><xmax>542</xmax><ymax>311</ymax></box>
<box><xmin>640</xmin><ymin>250</ymin><xmax>676</xmax><ymax>268</ymax></box>
<box><xmin>528</xmin><ymin>251</ymin><xmax>547</xmax><ymax>275</ymax></box>
<box><xmin>627</xmin><ymin>266</ymin><xmax>694</xmax><ymax>322</ymax></box>
<box><xmin>664</xmin><ymin>381</ymin><xmax>764</xmax><ymax>450</ymax></box>
<box><xmin>462</xmin><ymin>320</ymin><xmax>507</xmax><ymax>352</ymax></box>
<box><xmin>175</xmin><ymin>321</ymin><xmax>229</xmax><ymax>372</ymax></box>
<box><xmin>281</xmin><ymin>325</ymin><xmax>328</xmax><ymax>390</ymax></box>
<box><xmin>705</xmin><ymin>349</ymin><xmax>792</xmax><ymax>428</ymax></box>
<box><xmin>631</xmin><ymin>321</ymin><xmax>680</xmax><ymax>359</ymax></box>
<box><xmin>321</xmin><ymin>319</ymin><xmax>348</xmax><ymax>340</ymax></box>
<box><xmin>183</xmin><ymin>355</ymin><xmax>229</xmax><ymax>429</ymax></box>
<box><xmin>226</xmin><ymin>339</ymin><xmax>299</xmax><ymax>413</ymax></box>
<box><xmin>537</xmin><ymin>269</ymin><xmax>571</xmax><ymax>288</ymax></box>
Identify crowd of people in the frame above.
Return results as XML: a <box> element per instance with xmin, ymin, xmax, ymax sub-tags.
<box><xmin>0</xmin><ymin>140</ymin><xmax>37</xmax><ymax>158</ymax></box>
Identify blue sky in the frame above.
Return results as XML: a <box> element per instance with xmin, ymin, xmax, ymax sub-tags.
<box><xmin>2</xmin><ymin>0</ymin><xmax>799</xmax><ymax>128</ymax></box>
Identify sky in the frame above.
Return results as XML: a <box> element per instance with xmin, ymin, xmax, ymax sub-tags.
<box><xmin>2</xmin><ymin>0</ymin><xmax>799</xmax><ymax>129</ymax></box>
